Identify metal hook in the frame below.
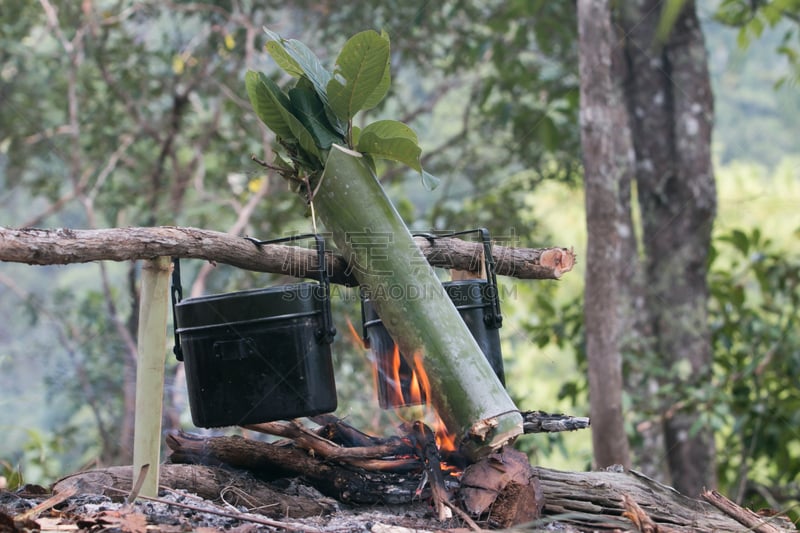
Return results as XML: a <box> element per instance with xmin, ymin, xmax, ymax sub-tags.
<box><xmin>412</xmin><ymin>228</ymin><xmax>503</xmax><ymax>329</ymax></box>
<box><xmin>245</xmin><ymin>233</ymin><xmax>336</xmax><ymax>344</ymax></box>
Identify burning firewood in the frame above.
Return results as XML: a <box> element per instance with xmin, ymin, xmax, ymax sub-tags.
<box><xmin>165</xmin><ymin>413</ymin><xmax>572</xmax><ymax>528</ymax></box>
<box><xmin>49</xmin><ymin>417</ymin><xmax>782</xmax><ymax>531</ymax></box>
<box><xmin>244</xmin><ymin>420</ymin><xmax>415</xmax><ymax>469</ymax></box>
<box><xmin>401</xmin><ymin>421</ymin><xmax>452</xmax><ymax>521</ymax></box>
<box><xmin>165</xmin><ymin>430</ymin><xmax>435</xmax><ymax>505</ymax></box>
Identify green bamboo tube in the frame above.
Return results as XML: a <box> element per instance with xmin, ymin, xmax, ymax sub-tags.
<box><xmin>132</xmin><ymin>256</ymin><xmax>171</xmax><ymax>497</ymax></box>
<box><xmin>315</xmin><ymin>145</ymin><xmax>522</xmax><ymax>458</ymax></box>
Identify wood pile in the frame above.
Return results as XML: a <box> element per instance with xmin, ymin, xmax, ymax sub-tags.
<box><xmin>34</xmin><ymin>414</ymin><xmax>794</xmax><ymax>532</ymax></box>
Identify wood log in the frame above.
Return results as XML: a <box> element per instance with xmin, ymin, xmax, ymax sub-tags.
<box><xmin>459</xmin><ymin>448</ymin><xmax>543</xmax><ymax>528</ymax></box>
<box><xmin>532</xmin><ymin>467</ymin><xmax>784</xmax><ymax>532</ymax></box>
<box><xmin>51</xmin><ymin>463</ymin><xmax>336</xmax><ymax>519</ymax></box>
<box><xmin>402</xmin><ymin>421</ymin><xmax>451</xmax><ymax>521</ymax></box>
<box><xmin>244</xmin><ymin>421</ymin><xmax>417</xmax><ymax>471</ymax></box>
<box><xmin>311</xmin><ymin>413</ymin><xmax>398</xmax><ymax>448</ymax></box>
<box><xmin>522</xmin><ymin>410</ymin><xmax>591</xmax><ymax>433</ymax></box>
<box><xmin>701</xmin><ymin>489</ymin><xmax>794</xmax><ymax>533</ymax></box>
<box><xmin>164</xmin><ymin>432</ymin><xmax>788</xmax><ymax>532</ymax></box>
<box><xmin>0</xmin><ymin>226</ymin><xmax>575</xmax><ymax>283</ymax></box>
<box><xmin>165</xmin><ymin>431</ymin><xmax>435</xmax><ymax>505</ymax></box>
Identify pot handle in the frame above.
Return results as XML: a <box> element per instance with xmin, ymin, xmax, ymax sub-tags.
<box><xmin>170</xmin><ymin>258</ymin><xmax>185</xmax><ymax>361</ymax></box>
<box><xmin>412</xmin><ymin>228</ymin><xmax>503</xmax><ymax>329</ymax></box>
<box><xmin>244</xmin><ymin>233</ymin><xmax>337</xmax><ymax>345</ymax></box>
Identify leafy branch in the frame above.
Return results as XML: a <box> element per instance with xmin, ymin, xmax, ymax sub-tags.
<box><xmin>245</xmin><ymin>28</ymin><xmax>439</xmax><ymax>201</ymax></box>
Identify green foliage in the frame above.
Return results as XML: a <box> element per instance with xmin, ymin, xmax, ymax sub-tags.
<box><xmin>251</xmin><ymin>29</ymin><xmax>438</xmax><ymax>189</ymax></box>
<box><xmin>521</xmin><ymin>286</ymin><xmax>587</xmax><ymax>407</ymax></box>
<box><xmin>357</xmin><ymin>120</ymin><xmax>421</xmax><ymax>170</ymax></box>
<box><xmin>715</xmin><ymin>0</ymin><xmax>800</xmax><ymax>86</ymax></box>
<box><xmin>707</xmin><ymin>227</ymin><xmax>800</xmax><ymax>513</ymax></box>
<box><xmin>245</xmin><ymin>71</ymin><xmax>296</xmax><ymax>141</ymax></box>
<box><xmin>327</xmin><ymin>30</ymin><xmax>391</xmax><ymax>121</ymax></box>
<box><xmin>0</xmin><ymin>460</ymin><xmax>23</xmax><ymax>491</ymax></box>
<box><xmin>0</xmin><ymin>427</ymin><xmax>80</xmax><ymax>489</ymax></box>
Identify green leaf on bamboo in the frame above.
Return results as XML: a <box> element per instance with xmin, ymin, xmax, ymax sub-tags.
<box><xmin>263</xmin><ymin>28</ymin><xmax>332</xmax><ymax>102</ymax></box>
<box><xmin>288</xmin><ymin>85</ymin><xmax>342</xmax><ymax>150</ymax></box>
<box><xmin>327</xmin><ymin>30</ymin><xmax>391</xmax><ymax>121</ymax></box>
<box><xmin>357</xmin><ymin>119</ymin><xmax>421</xmax><ymax>170</ymax></box>
<box><xmin>270</xmin><ymin>99</ymin><xmax>323</xmax><ymax>164</ymax></box>
<box><xmin>265</xmin><ymin>41</ymin><xmax>304</xmax><ymax>78</ymax></box>
<box><xmin>360</xmin><ymin>31</ymin><xmax>392</xmax><ymax>111</ymax></box>
<box><xmin>357</xmin><ymin>119</ymin><xmax>439</xmax><ymax>189</ymax></box>
<box><xmin>245</xmin><ymin>71</ymin><xmax>295</xmax><ymax>140</ymax></box>
<box><xmin>245</xmin><ymin>70</ymin><xmax>321</xmax><ymax>164</ymax></box>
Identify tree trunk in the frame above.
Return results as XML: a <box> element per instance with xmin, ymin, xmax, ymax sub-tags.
<box><xmin>619</xmin><ymin>0</ymin><xmax>717</xmax><ymax>496</ymax></box>
<box><xmin>577</xmin><ymin>0</ymin><xmax>633</xmax><ymax>469</ymax></box>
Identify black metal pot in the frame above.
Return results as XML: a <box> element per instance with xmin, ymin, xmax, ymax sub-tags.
<box><xmin>171</xmin><ymin>234</ymin><xmax>337</xmax><ymax>428</ymax></box>
<box><xmin>361</xmin><ymin>228</ymin><xmax>505</xmax><ymax>409</ymax></box>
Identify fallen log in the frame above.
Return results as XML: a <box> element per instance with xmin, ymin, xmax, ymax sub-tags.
<box><xmin>164</xmin><ymin>431</ymin><xmax>789</xmax><ymax>532</ymax></box>
<box><xmin>0</xmin><ymin>226</ymin><xmax>575</xmax><ymax>283</ymax></box>
<box><xmin>51</xmin><ymin>463</ymin><xmax>335</xmax><ymax>519</ymax></box>
<box><xmin>532</xmin><ymin>467</ymin><xmax>790</xmax><ymax>532</ymax></box>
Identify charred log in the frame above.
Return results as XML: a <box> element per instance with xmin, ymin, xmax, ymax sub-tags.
<box><xmin>165</xmin><ymin>431</ymin><xmax>438</xmax><ymax>505</ymax></box>
<box><xmin>163</xmin><ymin>431</ymin><xmax>790</xmax><ymax>532</ymax></box>
<box><xmin>522</xmin><ymin>410</ymin><xmax>591</xmax><ymax>433</ymax></box>
<box><xmin>402</xmin><ymin>421</ymin><xmax>451</xmax><ymax>521</ymax></box>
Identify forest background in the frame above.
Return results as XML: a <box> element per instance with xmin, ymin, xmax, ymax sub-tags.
<box><xmin>0</xmin><ymin>0</ymin><xmax>798</xmax><ymax>517</ymax></box>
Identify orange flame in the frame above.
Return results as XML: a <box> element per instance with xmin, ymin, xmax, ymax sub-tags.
<box><xmin>345</xmin><ymin>318</ymin><xmax>459</xmax><ymax>453</ymax></box>
<box><xmin>344</xmin><ymin>318</ymin><xmax>366</xmax><ymax>350</ymax></box>
<box><xmin>410</xmin><ymin>352</ymin><xmax>458</xmax><ymax>452</ymax></box>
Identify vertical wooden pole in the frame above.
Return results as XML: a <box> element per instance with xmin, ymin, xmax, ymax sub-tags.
<box><xmin>132</xmin><ymin>256</ymin><xmax>171</xmax><ymax>498</ymax></box>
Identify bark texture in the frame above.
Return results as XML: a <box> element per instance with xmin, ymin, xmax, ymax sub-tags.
<box><xmin>53</xmin><ymin>460</ymin><xmax>789</xmax><ymax>532</ymax></box>
<box><xmin>577</xmin><ymin>0</ymin><xmax>633</xmax><ymax>470</ymax></box>
<box><xmin>619</xmin><ymin>0</ymin><xmax>717</xmax><ymax>496</ymax></box>
<box><xmin>0</xmin><ymin>226</ymin><xmax>574</xmax><ymax>283</ymax></box>
<box><xmin>52</xmin><ymin>463</ymin><xmax>336</xmax><ymax>519</ymax></box>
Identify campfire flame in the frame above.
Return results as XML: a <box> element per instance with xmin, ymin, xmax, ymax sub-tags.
<box><xmin>411</xmin><ymin>352</ymin><xmax>457</xmax><ymax>453</ymax></box>
<box><xmin>344</xmin><ymin>318</ymin><xmax>458</xmax><ymax>453</ymax></box>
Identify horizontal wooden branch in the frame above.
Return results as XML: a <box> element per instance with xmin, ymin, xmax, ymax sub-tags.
<box><xmin>0</xmin><ymin>226</ymin><xmax>575</xmax><ymax>284</ymax></box>
<box><xmin>701</xmin><ymin>489</ymin><xmax>794</xmax><ymax>533</ymax></box>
